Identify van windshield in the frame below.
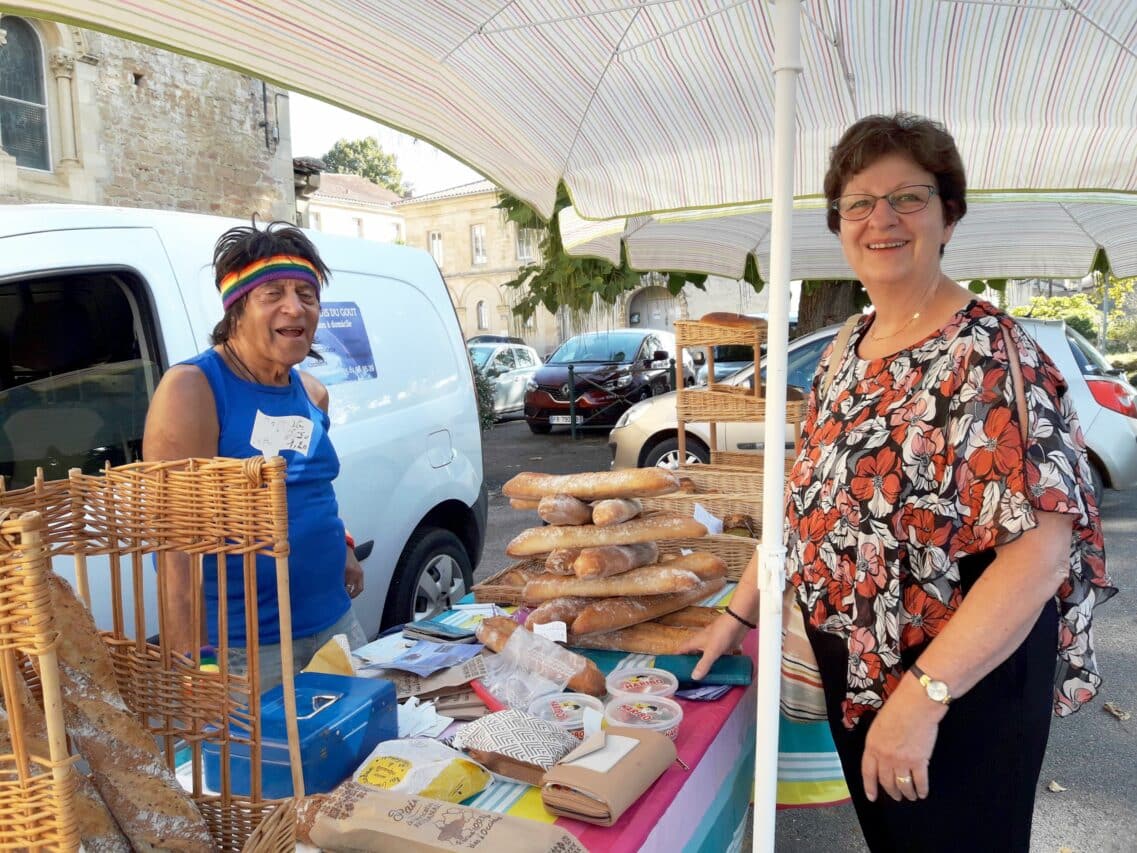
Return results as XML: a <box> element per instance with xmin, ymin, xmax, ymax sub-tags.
<box><xmin>548</xmin><ymin>332</ymin><xmax>644</xmax><ymax>364</ymax></box>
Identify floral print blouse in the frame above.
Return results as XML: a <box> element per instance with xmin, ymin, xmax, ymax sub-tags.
<box><xmin>785</xmin><ymin>300</ymin><xmax>1114</xmax><ymax>729</ymax></box>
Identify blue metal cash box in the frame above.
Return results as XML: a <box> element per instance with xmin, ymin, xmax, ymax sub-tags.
<box><xmin>204</xmin><ymin>672</ymin><xmax>397</xmax><ymax>798</ymax></box>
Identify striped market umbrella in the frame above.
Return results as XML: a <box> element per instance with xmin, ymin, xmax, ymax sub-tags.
<box><xmin>9</xmin><ymin>2</ymin><xmax>1136</xmax><ymax>850</ymax></box>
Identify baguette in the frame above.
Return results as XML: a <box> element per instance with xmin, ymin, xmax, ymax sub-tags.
<box><xmin>545</xmin><ymin>549</ymin><xmax>581</xmax><ymax>575</ymax></box>
<box><xmin>538</xmin><ymin>494</ymin><xmax>593</xmax><ymax>526</ymax></box>
<box><xmin>509</xmin><ymin>498</ymin><xmax>541</xmax><ymax>510</ymax></box>
<box><xmin>0</xmin><ymin>672</ymin><xmax>132</xmax><ymax>852</ymax></box>
<box><xmin>524</xmin><ymin>566</ymin><xmax>702</xmax><ymax>604</ymax></box>
<box><xmin>653</xmin><ymin>605</ymin><xmax>722</xmax><ymax>629</ymax></box>
<box><xmin>475</xmin><ymin>617</ymin><xmax>605</xmax><ymax>697</ymax></box>
<box><xmin>591</xmin><ymin>498</ymin><xmax>642</xmax><ymax>527</ymax></box>
<box><xmin>525</xmin><ymin>597</ymin><xmax>593</xmax><ymax>629</ymax></box>
<box><xmin>699</xmin><ymin>311</ymin><xmax>767</xmax><ymax>330</ymax></box>
<box><xmin>506</xmin><ymin>515</ymin><xmax>707</xmax><ymax>557</ymax></box>
<box><xmin>503</xmin><ymin>469</ymin><xmax>680</xmax><ymax>501</ymax></box>
<box><xmin>48</xmin><ymin>575</ymin><xmax>214</xmax><ymax>853</ymax></box>
<box><xmin>573</xmin><ymin>542</ymin><xmax>659</xmax><ymax>579</ymax></box>
<box><xmin>567</xmin><ymin>623</ymin><xmax>706</xmax><ymax>655</ymax></box>
<box><xmin>676</xmin><ymin>477</ymin><xmax>698</xmax><ymax>494</ymax></box>
<box><xmin>653</xmin><ymin>551</ymin><xmax>727</xmax><ymax>581</ymax></box>
<box><xmin>496</xmin><ymin>565</ymin><xmax>545</xmax><ymax>587</ymax></box>
<box><xmin>571</xmin><ymin>578</ymin><xmax>726</xmax><ymax>635</ymax></box>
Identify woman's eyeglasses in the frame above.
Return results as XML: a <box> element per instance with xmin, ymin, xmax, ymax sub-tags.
<box><xmin>831</xmin><ymin>184</ymin><xmax>937</xmax><ymax>221</ymax></box>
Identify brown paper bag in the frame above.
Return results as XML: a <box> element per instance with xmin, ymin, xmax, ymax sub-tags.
<box><xmin>297</xmin><ymin>782</ymin><xmax>587</xmax><ymax>852</ymax></box>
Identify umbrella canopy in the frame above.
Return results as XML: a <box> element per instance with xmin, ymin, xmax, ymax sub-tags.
<box><xmin>560</xmin><ymin>191</ymin><xmax>1137</xmax><ymax>280</ymax></box>
<box><xmin>8</xmin><ymin>1</ymin><xmax>1137</xmax><ymax>222</ymax></box>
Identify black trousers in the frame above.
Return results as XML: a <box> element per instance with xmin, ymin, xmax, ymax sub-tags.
<box><xmin>805</xmin><ymin>555</ymin><xmax>1057</xmax><ymax>853</ymax></box>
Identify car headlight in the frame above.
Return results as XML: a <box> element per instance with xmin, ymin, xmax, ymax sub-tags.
<box><xmin>614</xmin><ymin>400</ymin><xmax>649</xmax><ymax>429</ymax></box>
<box><xmin>525</xmin><ymin>379</ymin><xmax>538</xmax><ymax>392</ymax></box>
<box><xmin>615</xmin><ymin>374</ymin><xmax>633</xmax><ymax>389</ymax></box>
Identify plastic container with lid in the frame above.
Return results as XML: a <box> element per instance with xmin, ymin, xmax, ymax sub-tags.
<box><xmin>527</xmin><ymin>693</ymin><xmax>605</xmax><ymax>740</ymax></box>
<box><xmin>603</xmin><ymin>694</ymin><xmax>684</xmax><ymax>741</ymax></box>
<box><xmin>605</xmin><ymin>666</ymin><xmax>678</xmax><ymax>699</ymax></box>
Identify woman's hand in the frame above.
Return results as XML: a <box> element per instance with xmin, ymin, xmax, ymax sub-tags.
<box><xmin>861</xmin><ymin>674</ymin><xmax>946</xmax><ymax>802</ymax></box>
<box><xmin>676</xmin><ymin>613</ymin><xmax>750</xmax><ymax>680</ymax></box>
<box><xmin>344</xmin><ymin>549</ymin><xmax>364</xmax><ymax>599</ymax></box>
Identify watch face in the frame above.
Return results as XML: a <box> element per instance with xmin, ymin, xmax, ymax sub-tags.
<box><xmin>927</xmin><ymin>680</ymin><xmax>949</xmax><ymax>703</ymax></box>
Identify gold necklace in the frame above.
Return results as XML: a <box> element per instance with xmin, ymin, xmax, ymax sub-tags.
<box><xmin>867</xmin><ymin>276</ymin><xmax>941</xmax><ymax>343</ymax></box>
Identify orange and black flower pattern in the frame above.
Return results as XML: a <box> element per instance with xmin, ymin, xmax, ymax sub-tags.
<box><xmin>786</xmin><ymin>300</ymin><xmax>1113</xmax><ymax>729</ymax></box>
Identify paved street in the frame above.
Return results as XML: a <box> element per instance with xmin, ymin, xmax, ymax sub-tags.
<box><xmin>478</xmin><ymin>417</ymin><xmax>1137</xmax><ymax>852</ymax></box>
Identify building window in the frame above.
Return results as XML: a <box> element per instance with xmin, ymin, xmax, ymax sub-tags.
<box><xmin>476</xmin><ymin>300</ymin><xmax>489</xmax><ymax>330</ymax></box>
<box><xmin>0</xmin><ymin>16</ymin><xmax>51</xmax><ymax>171</ymax></box>
<box><xmin>429</xmin><ymin>231</ymin><xmax>444</xmax><ymax>266</ymax></box>
<box><xmin>516</xmin><ymin>227</ymin><xmax>539</xmax><ymax>262</ymax></box>
<box><xmin>352</xmin><ymin>216</ymin><xmax>365</xmax><ymax>238</ymax></box>
<box><xmin>471</xmin><ymin>224</ymin><xmax>487</xmax><ymax>264</ymax></box>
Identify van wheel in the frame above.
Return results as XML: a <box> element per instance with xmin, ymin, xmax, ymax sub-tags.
<box><xmin>383</xmin><ymin>528</ymin><xmax>473</xmax><ymax>626</ymax></box>
<box><xmin>528</xmin><ymin>421</ymin><xmax>552</xmax><ymax>434</ymax></box>
<box><xmin>644</xmin><ymin>436</ymin><xmax>709</xmax><ymax>470</ymax></box>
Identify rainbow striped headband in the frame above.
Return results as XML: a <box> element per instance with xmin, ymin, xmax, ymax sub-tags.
<box><xmin>218</xmin><ymin>255</ymin><xmax>322</xmax><ymax>310</ymax></box>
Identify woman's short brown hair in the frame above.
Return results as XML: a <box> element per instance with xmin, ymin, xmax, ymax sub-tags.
<box><xmin>209</xmin><ymin>219</ymin><xmax>329</xmax><ymax>360</ymax></box>
<box><xmin>823</xmin><ymin>113</ymin><xmax>967</xmax><ymax>235</ymax></box>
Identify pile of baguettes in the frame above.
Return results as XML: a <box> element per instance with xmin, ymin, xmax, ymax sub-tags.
<box><xmin>501</xmin><ymin>469</ymin><xmax>726</xmax><ymax>655</ymax></box>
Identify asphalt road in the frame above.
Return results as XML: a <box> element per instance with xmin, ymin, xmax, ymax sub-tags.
<box><xmin>477</xmin><ymin>416</ymin><xmax>1137</xmax><ymax>852</ymax></box>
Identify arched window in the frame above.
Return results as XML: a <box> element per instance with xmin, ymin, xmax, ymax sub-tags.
<box><xmin>476</xmin><ymin>300</ymin><xmax>489</xmax><ymax>330</ymax></box>
<box><xmin>0</xmin><ymin>16</ymin><xmax>50</xmax><ymax>171</ymax></box>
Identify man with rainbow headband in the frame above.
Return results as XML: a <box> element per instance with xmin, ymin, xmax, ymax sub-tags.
<box><xmin>144</xmin><ymin>219</ymin><xmax>366</xmax><ymax>691</ymax></box>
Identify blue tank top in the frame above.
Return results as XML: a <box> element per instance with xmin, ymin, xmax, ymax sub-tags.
<box><xmin>185</xmin><ymin>348</ymin><xmax>350</xmax><ymax>646</ymax></box>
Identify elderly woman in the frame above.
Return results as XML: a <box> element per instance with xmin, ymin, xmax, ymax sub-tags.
<box><xmin>143</xmin><ymin>221</ymin><xmax>365</xmax><ymax>690</ymax></box>
<box><xmin>682</xmin><ymin>114</ymin><xmax>1113</xmax><ymax>851</ymax></box>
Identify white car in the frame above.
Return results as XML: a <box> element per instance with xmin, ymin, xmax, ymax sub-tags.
<box><xmin>608</xmin><ymin>317</ymin><xmax>1137</xmax><ymax>502</ymax></box>
<box><xmin>468</xmin><ymin>342</ymin><xmax>543</xmax><ymax>417</ymax></box>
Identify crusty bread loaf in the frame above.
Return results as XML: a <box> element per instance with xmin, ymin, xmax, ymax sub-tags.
<box><xmin>567</xmin><ymin>622</ymin><xmax>706</xmax><ymax>655</ymax></box>
<box><xmin>573</xmin><ymin>542</ymin><xmax>659</xmax><ymax>579</ymax></box>
<box><xmin>0</xmin><ymin>674</ymin><xmax>131</xmax><ymax>852</ymax></box>
<box><xmin>497</xmin><ymin>565</ymin><xmax>545</xmax><ymax>587</ymax></box>
<box><xmin>525</xmin><ymin>597</ymin><xmax>593</xmax><ymax>629</ymax></box>
<box><xmin>570</xmin><ymin>578</ymin><xmax>726</xmax><ymax>635</ymax></box>
<box><xmin>699</xmin><ymin>312</ymin><xmax>767</xmax><ymax>330</ymax></box>
<box><xmin>654</xmin><ymin>551</ymin><xmax>727</xmax><ymax>581</ymax></box>
<box><xmin>545</xmin><ymin>549</ymin><xmax>581</xmax><ymax>575</ymax></box>
<box><xmin>48</xmin><ymin>575</ymin><xmax>214</xmax><ymax>853</ymax></box>
<box><xmin>506</xmin><ymin>515</ymin><xmax>707</xmax><ymax>557</ymax></box>
<box><xmin>509</xmin><ymin>498</ymin><xmax>541</xmax><ymax>510</ymax></box>
<box><xmin>652</xmin><ymin>605</ymin><xmax>722</xmax><ymax>629</ymax></box>
<box><xmin>524</xmin><ymin>565</ymin><xmax>702</xmax><ymax>604</ymax></box>
<box><xmin>475</xmin><ymin>617</ymin><xmax>605</xmax><ymax>697</ymax></box>
<box><xmin>503</xmin><ymin>469</ymin><xmax>680</xmax><ymax>501</ymax></box>
<box><xmin>591</xmin><ymin>498</ymin><xmax>642</xmax><ymax>527</ymax></box>
<box><xmin>538</xmin><ymin>494</ymin><xmax>593</xmax><ymax>526</ymax></box>
<box><xmin>676</xmin><ymin>477</ymin><xmax>698</xmax><ymax>494</ymax></box>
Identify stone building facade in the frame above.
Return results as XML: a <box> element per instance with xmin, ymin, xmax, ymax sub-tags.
<box><xmin>0</xmin><ymin>14</ymin><xmax>293</xmax><ymax>220</ymax></box>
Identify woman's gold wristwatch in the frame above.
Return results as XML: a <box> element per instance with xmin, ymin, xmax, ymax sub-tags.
<box><xmin>909</xmin><ymin>663</ymin><xmax>951</xmax><ymax>705</ymax></box>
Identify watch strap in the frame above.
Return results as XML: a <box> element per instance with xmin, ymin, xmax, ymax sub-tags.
<box><xmin>909</xmin><ymin>663</ymin><xmax>951</xmax><ymax>705</ymax></box>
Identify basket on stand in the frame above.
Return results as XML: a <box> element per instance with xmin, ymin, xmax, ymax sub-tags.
<box><xmin>0</xmin><ymin>458</ymin><xmax>305</xmax><ymax>853</ymax></box>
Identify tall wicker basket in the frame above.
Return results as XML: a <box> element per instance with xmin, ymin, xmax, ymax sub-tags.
<box><xmin>0</xmin><ymin>458</ymin><xmax>305</xmax><ymax>853</ymax></box>
<box><xmin>0</xmin><ymin>510</ymin><xmax>78</xmax><ymax>852</ymax></box>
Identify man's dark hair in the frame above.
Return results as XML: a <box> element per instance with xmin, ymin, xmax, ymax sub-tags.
<box><xmin>210</xmin><ymin>219</ymin><xmax>330</xmax><ymax>359</ymax></box>
<box><xmin>823</xmin><ymin>113</ymin><xmax>967</xmax><ymax>238</ymax></box>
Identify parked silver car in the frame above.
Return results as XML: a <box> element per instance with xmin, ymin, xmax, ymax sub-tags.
<box><xmin>608</xmin><ymin>317</ymin><xmax>1137</xmax><ymax>502</ymax></box>
<box><xmin>469</xmin><ymin>342</ymin><xmax>543</xmax><ymax>418</ymax></box>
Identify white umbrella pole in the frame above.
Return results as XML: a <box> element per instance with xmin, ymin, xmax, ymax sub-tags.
<box><xmin>753</xmin><ymin>1</ymin><xmax>802</xmax><ymax>851</ymax></box>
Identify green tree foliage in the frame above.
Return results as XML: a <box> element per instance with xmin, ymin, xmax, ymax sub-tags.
<box><xmin>1009</xmin><ymin>294</ymin><xmax>1098</xmax><ymax>339</ymax></box>
<box><xmin>473</xmin><ymin>368</ymin><xmax>496</xmax><ymax>431</ymax></box>
<box><xmin>1087</xmin><ymin>249</ymin><xmax>1137</xmax><ymax>353</ymax></box>
<box><xmin>497</xmin><ymin>185</ymin><xmax>762</xmax><ymax>321</ymax></box>
<box><xmin>321</xmin><ymin>137</ymin><xmax>406</xmax><ymax>195</ymax></box>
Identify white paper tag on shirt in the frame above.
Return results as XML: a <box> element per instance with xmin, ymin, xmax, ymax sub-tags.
<box><xmin>250</xmin><ymin>410</ymin><xmax>314</xmax><ymax>458</ymax></box>
<box><xmin>692</xmin><ymin>502</ymin><xmax>724</xmax><ymax>535</ymax></box>
<box><xmin>533</xmin><ymin>621</ymin><xmax>568</xmax><ymax>643</ymax></box>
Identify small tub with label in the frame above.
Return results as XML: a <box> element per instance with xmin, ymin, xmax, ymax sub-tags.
<box><xmin>603</xmin><ymin>695</ymin><xmax>684</xmax><ymax>741</ymax></box>
<box><xmin>527</xmin><ymin>693</ymin><xmax>604</xmax><ymax>740</ymax></box>
<box><xmin>605</xmin><ymin>667</ymin><xmax>678</xmax><ymax>699</ymax></box>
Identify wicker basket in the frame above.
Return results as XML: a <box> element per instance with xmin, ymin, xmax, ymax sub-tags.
<box><xmin>676</xmin><ymin>387</ymin><xmax>809</xmax><ymax>424</ymax></box>
<box><xmin>239</xmin><ymin>798</ymin><xmax>297</xmax><ymax>852</ymax></box>
<box><xmin>0</xmin><ymin>459</ymin><xmax>304</xmax><ymax>853</ymax></box>
<box><xmin>641</xmin><ymin>493</ymin><xmax>763</xmax><ymax>528</ymax></box>
<box><xmin>472</xmin><ymin>558</ymin><xmax>543</xmax><ymax>605</ymax></box>
<box><xmin>674</xmin><ymin>318</ymin><xmax>766</xmax><ymax>350</ymax></box>
<box><xmin>0</xmin><ymin>511</ymin><xmax>79</xmax><ymax>852</ymax></box>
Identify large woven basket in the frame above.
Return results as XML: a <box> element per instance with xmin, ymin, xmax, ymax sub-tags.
<box><xmin>674</xmin><ymin>318</ymin><xmax>767</xmax><ymax>350</ymax></box>
<box><xmin>0</xmin><ymin>511</ymin><xmax>79</xmax><ymax>852</ymax></box>
<box><xmin>1</xmin><ymin>460</ymin><xmax>304</xmax><ymax>853</ymax></box>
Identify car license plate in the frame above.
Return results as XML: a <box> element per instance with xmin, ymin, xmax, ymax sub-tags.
<box><xmin>548</xmin><ymin>415</ymin><xmax>578</xmax><ymax>425</ymax></box>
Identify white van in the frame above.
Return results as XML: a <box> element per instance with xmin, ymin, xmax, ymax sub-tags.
<box><xmin>0</xmin><ymin>204</ymin><xmax>487</xmax><ymax>641</ymax></box>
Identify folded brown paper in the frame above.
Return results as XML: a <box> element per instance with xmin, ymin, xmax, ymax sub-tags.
<box><xmin>540</xmin><ymin>726</ymin><xmax>677</xmax><ymax>826</ymax></box>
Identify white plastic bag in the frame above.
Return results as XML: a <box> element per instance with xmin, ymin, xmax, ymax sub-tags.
<box><xmin>480</xmin><ymin>622</ymin><xmax>582</xmax><ymax>709</ymax></box>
